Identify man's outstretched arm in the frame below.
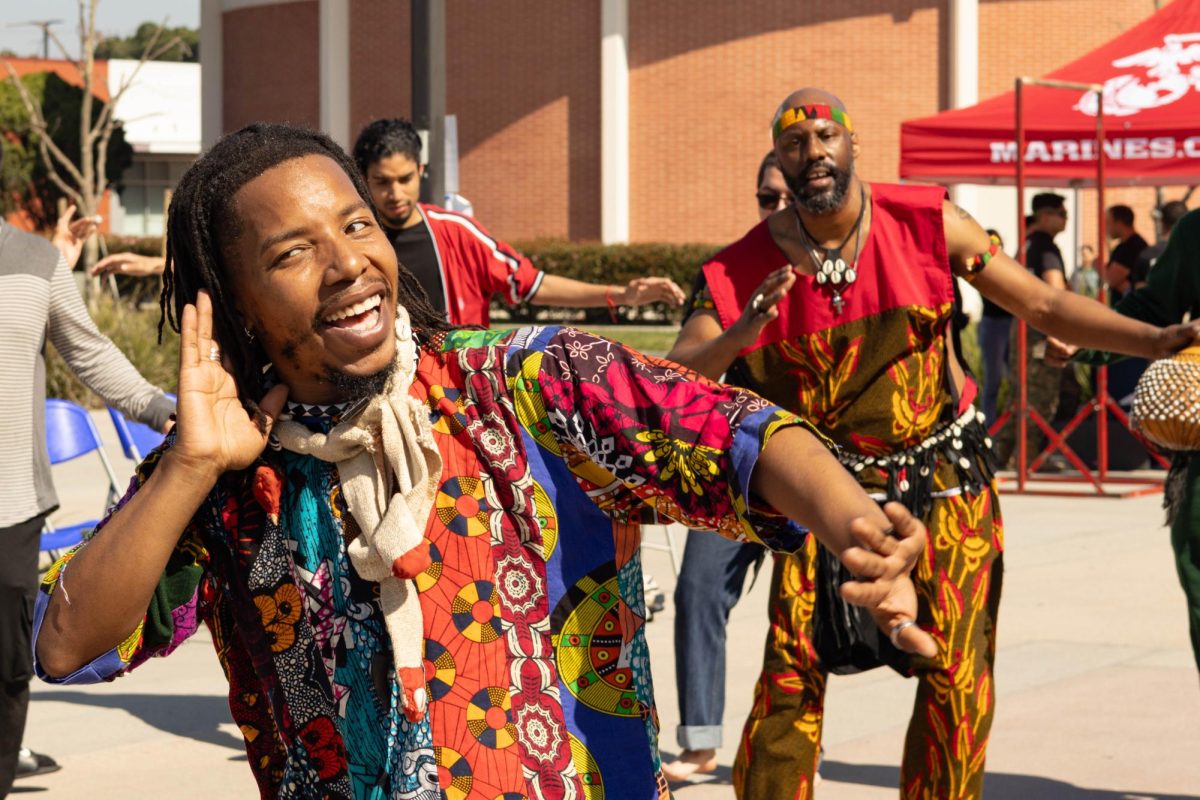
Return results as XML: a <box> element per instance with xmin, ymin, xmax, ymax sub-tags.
<box><xmin>944</xmin><ymin>200</ymin><xmax>1200</xmax><ymax>359</ymax></box>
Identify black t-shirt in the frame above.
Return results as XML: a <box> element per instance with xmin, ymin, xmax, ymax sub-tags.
<box><xmin>1024</xmin><ymin>230</ymin><xmax>1066</xmax><ymax>280</ymax></box>
<box><xmin>1133</xmin><ymin>238</ymin><xmax>1164</xmax><ymax>286</ymax></box>
<box><xmin>1108</xmin><ymin>232</ymin><xmax>1148</xmax><ymax>305</ymax></box>
<box><xmin>1018</xmin><ymin>230</ymin><xmax>1065</xmax><ymax>336</ymax></box>
<box><xmin>980</xmin><ymin>295</ymin><xmax>1011</xmax><ymax>319</ymax></box>
<box><xmin>388</xmin><ymin>220</ymin><xmax>446</xmax><ymax>314</ymax></box>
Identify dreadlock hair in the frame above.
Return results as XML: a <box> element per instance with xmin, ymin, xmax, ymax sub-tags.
<box><xmin>160</xmin><ymin>122</ymin><xmax>450</xmax><ymax>403</ymax></box>
<box><xmin>352</xmin><ymin>118</ymin><xmax>422</xmax><ymax>177</ymax></box>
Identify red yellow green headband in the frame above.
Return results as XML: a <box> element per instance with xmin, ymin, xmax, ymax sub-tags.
<box><xmin>772</xmin><ymin>104</ymin><xmax>854</xmax><ymax>140</ymax></box>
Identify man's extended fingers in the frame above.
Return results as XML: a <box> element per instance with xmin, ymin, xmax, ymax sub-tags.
<box><xmin>89</xmin><ymin>255</ymin><xmax>119</xmax><ymax>276</ymax></box>
<box><xmin>847</xmin><ymin>502</ymin><xmax>925</xmax><ymax>556</ymax></box>
<box><xmin>180</xmin><ymin>302</ymin><xmax>199</xmax><ymax>367</ymax></box>
<box><xmin>56</xmin><ymin>204</ymin><xmax>77</xmax><ymax>233</ymax></box>
<box><xmin>883</xmin><ymin>502</ymin><xmax>924</xmax><ymax>540</ymax></box>
<box><xmin>196</xmin><ymin>289</ymin><xmax>215</xmax><ymax>346</ymax></box>
<box><xmin>68</xmin><ymin>216</ymin><xmax>99</xmax><ymax>237</ymax></box>
<box><xmin>838</xmin><ymin>544</ymin><xmax>888</xmax><ymax>581</ymax></box>
<box><xmin>846</xmin><ymin>517</ymin><xmax>900</xmax><ymax>561</ymax></box>
<box><xmin>652</xmin><ymin>278</ymin><xmax>685</xmax><ymax>305</ymax></box>
<box><xmin>838</xmin><ymin>572</ymin><xmax>889</xmax><ymax>606</ymax></box>
<box><xmin>893</xmin><ymin>620</ymin><xmax>938</xmax><ymax>658</ymax></box>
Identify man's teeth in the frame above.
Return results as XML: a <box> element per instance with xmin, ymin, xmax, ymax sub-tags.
<box><xmin>323</xmin><ymin>294</ymin><xmax>382</xmax><ymax>323</ymax></box>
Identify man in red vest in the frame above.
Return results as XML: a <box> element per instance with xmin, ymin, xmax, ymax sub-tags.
<box><xmin>668</xmin><ymin>87</ymin><xmax>1199</xmax><ymax>799</ymax></box>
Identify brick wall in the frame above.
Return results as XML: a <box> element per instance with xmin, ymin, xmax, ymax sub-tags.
<box><xmin>217</xmin><ymin>0</ymin><xmax>1186</xmax><ymax>250</ymax></box>
<box><xmin>222</xmin><ymin>1</ymin><xmax>320</xmax><ymax>132</ymax></box>
<box><xmin>446</xmin><ymin>1</ymin><xmax>600</xmax><ymax>241</ymax></box>
<box><xmin>349</xmin><ymin>0</ymin><xmax>412</xmax><ymax>138</ymax></box>
<box><xmin>629</xmin><ymin>1</ymin><xmax>946</xmax><ymax>244</ymax></box>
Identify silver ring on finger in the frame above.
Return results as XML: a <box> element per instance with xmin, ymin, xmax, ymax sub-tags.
<box><xmin>889</xmin><ymin>618</ymin><xmax>918</xmax><ymax>649</ymax></box>
<box><xmin>751</xmin><ymin>293</ymin><xmax>766</xmax><ymax>314</ymax></box>
<box><xmin>208</xmin><ymin>344</ymin><xmax>221</xmax><ymax>362</ymax></box>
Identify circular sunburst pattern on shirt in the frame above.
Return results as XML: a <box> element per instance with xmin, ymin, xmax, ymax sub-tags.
<box><xmin>451</xmin><ymin>580</ymin><xmax>502</xmax><ymax>643</ymax></box>
<box><xmin>415</xmin><ymin>540</ymin><xmax>443</xmax><ymax>592</ymax></box>
<box><xmin>436</xmin><ymin>476</ymin><xmax>492</xmax><ymax>537</ymax></box>
<box><xmin>422</xmin><ymin>638</ymin><xmax>456</xmax><ymax>701</ymax></box>
<box><xmin>427</xmin><ymin>385</ymin><xmax>469</xmax><ymax>436</ymax></box>
<box><xmin>434</xmin><ymin>745</ymin><xmax>473</xmax><ymax>800</ymax></box>
<box><xmin>466</xmin><ymin>687</ymin><xmax>517</xmax><ymax>749</ymax></box>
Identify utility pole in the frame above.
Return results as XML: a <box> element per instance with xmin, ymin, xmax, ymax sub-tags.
<box><xmin>8</xmin><ymin>20</ymin><xmax>63</xmax><ymax>59</ymax></box>
<box><xmin>411</xmin><ymin>0</ymin><xmax>446</xmax><ymax>204</ymax></box>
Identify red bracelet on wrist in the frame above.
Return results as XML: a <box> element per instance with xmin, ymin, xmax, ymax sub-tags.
<box><xmin>605</xmin><ymin>286</ymin><xmax>620</xmax><ymax>323</ymax></box>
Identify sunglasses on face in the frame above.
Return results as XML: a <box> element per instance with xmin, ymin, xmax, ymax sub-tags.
<box><xmin>756</xmin><ymin>190</ymin><xmax>792</xmax><ymax>210</ymax></box>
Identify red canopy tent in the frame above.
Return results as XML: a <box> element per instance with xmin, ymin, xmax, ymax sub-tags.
<box><xmin>900</xmin><ymin>0</ymin><xmax>1200</xmax><ymax>186</ymax></box>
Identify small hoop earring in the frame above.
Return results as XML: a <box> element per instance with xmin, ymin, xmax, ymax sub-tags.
<box><xmin>244</xmin><ymin>327</ymin><xmax>255</xmax><ymax>343</ymax></box>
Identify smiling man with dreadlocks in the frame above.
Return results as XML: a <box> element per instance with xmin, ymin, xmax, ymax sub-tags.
<box><xmin>668</xmin><ymin>87</ymin><xmax>1200</xmax><ymax>798</ymax></box>
<box><xmin>29</xmin><ymin>123</ymin><xmax>942</xmax><ymax>800</ymax></box>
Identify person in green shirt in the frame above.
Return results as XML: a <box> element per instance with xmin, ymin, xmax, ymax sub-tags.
<box><xmin>1050</xmin><ymin>207</ymin><xmax>1200</xmax><ymax>677</ymax></box>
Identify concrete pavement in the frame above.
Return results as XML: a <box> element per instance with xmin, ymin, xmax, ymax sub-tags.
<box><xmin>20</xmin><ymin>415</ymin><xmax>1200</xmax><ymax>798</ymax></box>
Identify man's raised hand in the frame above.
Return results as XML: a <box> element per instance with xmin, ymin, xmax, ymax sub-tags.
<box><xmin>621</xmin><ymin>276</ymin><xmax>687</xmax><ymax>307</ymax></box>
<box><xmin>729</xmin><ymin>266</ymin><xmax>796</xmax><ymax>348</ymax></box>
<box><xmin>170</xmin><ymin>290</ymin><xmax>287</xmax><ymax>479</ymax></box>
<box><xmin>838</xmin><ymin>502</ymin><xmax>939</xmax><ymax>659</ymax></box>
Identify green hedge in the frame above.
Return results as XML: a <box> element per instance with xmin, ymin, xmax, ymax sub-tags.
<box><xmin>504</xmin><ymin>240</ymin><xmax>720</xmax><ymax>324</ymax></box>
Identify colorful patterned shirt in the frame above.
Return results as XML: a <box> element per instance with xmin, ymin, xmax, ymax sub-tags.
<box><xmin>34</xmin><ymin>325</ymin><xmax>814</xmax><ymax>800</ymax></box>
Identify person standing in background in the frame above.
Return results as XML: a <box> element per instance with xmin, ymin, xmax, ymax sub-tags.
<box><xmin>994</xmin><ymin>194</ymin><xmax>1069</xmax><ymax>470</ymax></box>
<box><xmin>0</xmin><ymin>165</ymin><xmax>174</xmax><ymax>795</ymax></box>
<box><xmin>351</xmin><ymin>118</ymin><xmax>684</xmax><ymax>327</ymax></box>
<box><xmin>977</xmin><ymin>228</ymin><xmax>1010</xmax><ymax>426</ymax></box>
<box><xmin>1104</xmin><ymin>204</ymin><xmax>1149</xmax><ymax>306</ymax></box>
<box><xmin>1071</xmin><ymin>244</ymin><xmax>1100</xmax><ymax>299</ymax></box>
<box><xmin>662</xmin><ymin>150</ymin><xmax>786</xmax><ymax>783</ymax></box>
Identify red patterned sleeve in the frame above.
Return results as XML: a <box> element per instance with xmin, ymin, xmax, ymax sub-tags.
<box><xmin>506</xmin><ymin>326</ymin><xmax>826</xmax><ymax>551</ymax></box>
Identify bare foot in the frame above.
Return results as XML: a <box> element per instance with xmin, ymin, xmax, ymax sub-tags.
<box><xmin>661</xmin><ymin>749</ymin><xmax>718</xmax><ymax>782</ymax></box>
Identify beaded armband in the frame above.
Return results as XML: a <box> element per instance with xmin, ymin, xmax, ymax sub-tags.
<box><xmin>962</xmin><ymin>241</ymin><xmax>1001</xmax><ymax>281</ymax></box>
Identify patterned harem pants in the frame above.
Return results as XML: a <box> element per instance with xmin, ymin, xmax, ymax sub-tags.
<box><xmin>733</xmin><ymin>485</ymin><xmax>1004</xmax><ymax>800</ymax></box>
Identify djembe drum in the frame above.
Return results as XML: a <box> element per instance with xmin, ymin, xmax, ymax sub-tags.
<box><xmin>1130</xmin><ymin>345</ymin><xmax>1200</xmax><ymax>452</ymax></box>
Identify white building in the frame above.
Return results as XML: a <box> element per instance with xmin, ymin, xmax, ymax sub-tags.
<box><xmin>106</xmin><ymin>59</ymin><xmax>201</xmax><ymax>237</ymax></box>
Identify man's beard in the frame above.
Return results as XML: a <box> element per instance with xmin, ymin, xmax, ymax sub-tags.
<box><xmin>328</xmin><ymin>359</ymin><xmax>396</xmax><ymax>401</ymax></box>
<box><xmin>379</xmin><ymin>207</ymin><xmax>414</xmax><ymax>230</ymax></box>
<box><xmin>785</xmin><ymin>158</ymin><xmax>853</xmax><ymax>215</ymax></box>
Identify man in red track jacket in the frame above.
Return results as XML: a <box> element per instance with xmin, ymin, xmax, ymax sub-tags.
<box><xmin>353</xmin><ymin>119</ymin><xmax>683</xmax><ymax>327</ymax></box>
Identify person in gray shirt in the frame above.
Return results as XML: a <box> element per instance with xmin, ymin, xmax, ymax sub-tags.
<box><xmin>0</xmin><ymin>142</ymin><xmax>174</xmax><ymax>792</ymax></box>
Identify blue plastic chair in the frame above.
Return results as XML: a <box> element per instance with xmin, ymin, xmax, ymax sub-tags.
<box><xmin>107</xmin><ymin>391</ymin><xmax>174</xmax><ymax>462</ymax></box>
<box><xmin>43</xmin><ymin>399</ymin><xmax>123</xmax><ymax>554</ymax></box>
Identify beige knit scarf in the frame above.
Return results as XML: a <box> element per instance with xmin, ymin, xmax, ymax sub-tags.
<box><xmin>272</xmin><ymin>307</ymin><xmax>441</xmax><ymax>722</ymax></box>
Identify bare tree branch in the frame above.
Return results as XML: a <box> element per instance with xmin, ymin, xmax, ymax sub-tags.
<box><xmin>46</xmin><ymin>26</ymin><xmax>77</xmax><ymax>64</ymax></box>
<box><xmin>36</xmin><ymin>136</ymin><xmax>85</xmax><ymax>207</ymax></box>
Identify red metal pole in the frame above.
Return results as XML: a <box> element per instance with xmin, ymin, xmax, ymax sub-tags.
<box><xmin>1095</xmin><ymin>88</ymin><xmax>1108</xmax><ymax>482</ymax></box>
<box><xmin>1015</xmin><ymin>78</ymin><xmax>1028</xmax><ymax>491</ymax></box>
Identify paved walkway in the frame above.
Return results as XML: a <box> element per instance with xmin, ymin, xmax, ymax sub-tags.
<box><xmin>19</xmin><ymin>416</ymin><xmax>1200</xmax><ymax>798</ymax></box>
